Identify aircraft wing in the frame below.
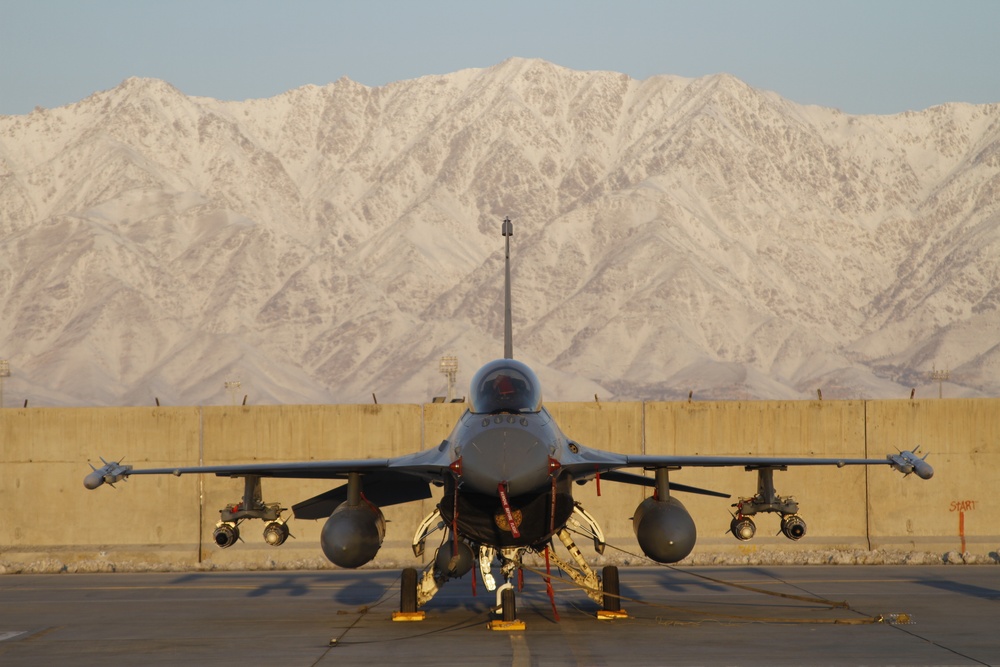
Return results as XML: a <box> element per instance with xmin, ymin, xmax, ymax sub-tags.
<box><xmin>560</xmin><ymin>447</ymin><xmax>934</xmax><ymax>480</ymax></box>
<box><xmin>84</xmin><ymin>446</ymin><xmax>454</xmax><ymax>489</ymax></box>
<box><xmin>625</xmin><ymin>453</ymin><xmax>931</xmax><ymax>474</ymax></box>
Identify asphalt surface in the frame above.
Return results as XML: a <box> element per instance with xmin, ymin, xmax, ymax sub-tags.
<box><xmin>1</xmin><ymin>565</ymin><xmax>998</xmax><ymax>666</ymax></box>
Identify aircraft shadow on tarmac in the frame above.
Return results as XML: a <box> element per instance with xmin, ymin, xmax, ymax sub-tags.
<box><xmin>167</xmin><ymin>571</ymin><xmax>400</xmax><ymax>604</ymax></box>
<box><xmin>917</xmin><ymin>578</ymin><xmax>1000</xmax><ymax>600</ymax></box>
<box><xmin>649</xmin><ymin>568</ymin><xmax>729</xmax><ymax>594</ymax></box>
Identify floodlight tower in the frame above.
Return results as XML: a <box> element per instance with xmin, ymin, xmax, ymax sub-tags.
<box><xmin>930</xmin><ymin>367</ymin><xmax>950</xmax><ymax>399</ymax></box>
<box><xmin>0</xmin><ymin>359</ymin><xmax>9</xmax><ymax>408</ymax></box>
<box><xmin>224</xmin><ymin>378</ymin><xmax>242</xmax><ymax>406</ymax></box>
<box><xmin>439</xmin><ymin>356</ymin><xmax>458</xmax><ymax>403</ymax></box>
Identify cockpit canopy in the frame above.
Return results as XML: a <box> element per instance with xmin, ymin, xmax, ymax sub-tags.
<box><xmin>469</xmin><ymin>359</ymin><xmax>543</xmax><ymax>414</ymax></box>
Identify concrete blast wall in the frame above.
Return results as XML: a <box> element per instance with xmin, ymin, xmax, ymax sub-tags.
<box><xmin>1</xmin><ymin>399</ymin><xmax>996</xmax><ymax>570</ymax></box>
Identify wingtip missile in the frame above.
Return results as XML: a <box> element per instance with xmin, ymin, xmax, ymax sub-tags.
<box><xmin>84</xmin><ymin>459</ymin><xmax>133</xmax><ymax>489</ymax></box>
<box><xmin>888</xmin><ymin>449</ymin><xmax>934</xmax><ymax>480</ymax></box>
<box><xmin>83</xmin><ymin>470</ymin><xmax>103</xmax><ymax>489</ymax></box>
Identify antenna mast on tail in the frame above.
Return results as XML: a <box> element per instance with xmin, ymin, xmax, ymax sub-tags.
<box><xmin>502</xmin><ymin>216</ymin><xmax>513</xmax><ymax>359</ymax></box>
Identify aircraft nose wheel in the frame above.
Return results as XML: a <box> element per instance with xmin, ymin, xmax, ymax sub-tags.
<box><xmin>501</xmin><ymin>587</ymin><xmax>517</xmax><ymax>622</ymax></box>
<box><xmin>489</xmin><ymin>582</ymin><xmax>525</xmax><ymax>630</ymax></box>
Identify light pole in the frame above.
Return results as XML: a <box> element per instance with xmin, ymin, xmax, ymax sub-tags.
<box><xmin>930</xmin><ymin>367</ymin><xmax>950</xmax><ymax>399</ymax></box>
<box><xmin>439</xmin><ymin>356</ymin><xmax>458</xmax><ymax>402</ymax></box>
<box><xmin>0</xmin><ymin>360</ymin><xmax>8</xmax><ymax>408</ymax></box>
<box><xmin>224</xmin><ymin>378</ymin><xmax>242</xmax><ymax>406</ymax></box>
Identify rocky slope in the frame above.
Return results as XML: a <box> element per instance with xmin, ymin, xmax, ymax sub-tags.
<box><xmin>1</xmin><ymin>58</ymin><xmax>997</xmax><ymax>407</ymax></box>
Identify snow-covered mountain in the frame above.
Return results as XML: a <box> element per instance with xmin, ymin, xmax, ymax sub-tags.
<box><xmin>1</xmin><ymin>58</ymin><xmax>998</xmax><ymax>407</ymax></box>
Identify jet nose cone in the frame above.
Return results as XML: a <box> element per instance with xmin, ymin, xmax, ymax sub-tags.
<box><xmin>461</xmin><ymin>428</ymin><xmax>550</xmax><ymax>496</ymax></box>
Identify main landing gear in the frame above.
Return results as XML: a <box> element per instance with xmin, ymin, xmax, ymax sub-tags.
<box><xmin>398</xmin><ymin>504</ymin><xmax>625</xmax><ymax>628</ymax></box>
<box><xmin>597</xmin><ymin>565</ymin><xmax>627</xmax><ymax>619</ymax></box>
<box><xmin>393</xmin><ymin>568</ymin><xmax>425</xmax><ymax>622</ymax></box>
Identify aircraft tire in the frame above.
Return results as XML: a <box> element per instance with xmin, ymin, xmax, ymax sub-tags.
<box><xmin>602</xmin><ymin>565</ymin><xmax>621</xmax><ymax>612</ymax></box>
<box><xmin>400</xmin><ymin>567</ymin><xmax>418</xmax><ymax>613</ymax></box>
<box><xmin>501</xmin><ymin>587</ymin><xmax>517</xmax><ymax>622</ymax></box>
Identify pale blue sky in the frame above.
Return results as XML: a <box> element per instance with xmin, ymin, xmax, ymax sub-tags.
<box><xmin>1</xmin><ymin>0</ymin><xmax>998</xmax><ymax>116</ymax></box>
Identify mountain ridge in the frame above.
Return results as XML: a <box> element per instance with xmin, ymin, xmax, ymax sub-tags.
<box><xmin>1</xmin><ymin>58</ymin><xmax>998</xmax><ymax>407</ymax></box>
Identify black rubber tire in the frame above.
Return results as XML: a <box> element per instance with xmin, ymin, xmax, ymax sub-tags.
<box><xmin>400</xmin><ymin>567</ymin><xmax>418</xmax><ymax>614</ymax></box>
<box><xmin>602</xmin><ymin>565</ymin><xmax>621</xmax><ymax>612</ymax></box>
<box><xmin>501</xmin><ymin>587</ymin><xmax>517</xmax><ymax>622</ymax></box>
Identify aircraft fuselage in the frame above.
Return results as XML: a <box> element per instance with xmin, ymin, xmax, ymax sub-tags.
<box><xmin>440</xmin><ymin>407</ymin><xmax>576</xmax><ymax>548</ymax></box>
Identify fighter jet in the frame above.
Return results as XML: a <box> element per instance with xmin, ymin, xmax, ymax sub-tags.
<box><xmin>86</xmin><ymin>217</ymin><xmax>933</xmax><ymax>625</ymax></box>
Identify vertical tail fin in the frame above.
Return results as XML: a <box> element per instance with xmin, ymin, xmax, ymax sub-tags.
<box><xmin>502</xmin><ymin>217</ymin><xmax>513</xmax><ymax>359</ymax></box>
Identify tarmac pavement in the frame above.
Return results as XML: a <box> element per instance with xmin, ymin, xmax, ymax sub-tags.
<box><xmin>1</xmin><ymin>565</ymin><xmax>998</xmax><ymax>666</ymax></box>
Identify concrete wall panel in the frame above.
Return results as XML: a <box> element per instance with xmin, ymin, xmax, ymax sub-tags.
<box><xmin>644</xmin><ymin>400</ymin><xmax>873</xmax><ymax>553</ymax></box>
<box><xmin>866</xmin><ymin>399</ymin><xmax>999</xmax><ymax>553</ymax></box>
<box><xmin>423</xmin><ymin>403</ymin><xmax>467</xmax><ymax>447</ymax></box>
<box><xmin>548</xmin><ymin>401</ymin><xmax>646</xmax><ymax>551</ymax></box>
<box><xmin>2</xmin><ymin>398</ymin><xmax>996</xmax><ymax>570</ymax></box>
<box><xmin>195</xmin><ymin>404</ymin><xmax>427</xmax><ymax>567</ymax></box>
<box><xmin>2</xmin><ymin>407</ymin><xmax>202</xmax><ymax>565</ymax></box>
